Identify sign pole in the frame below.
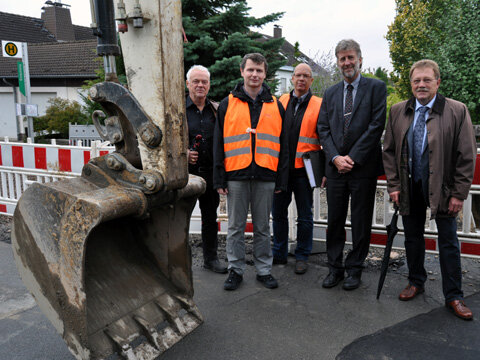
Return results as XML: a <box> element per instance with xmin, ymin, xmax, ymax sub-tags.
<box><xmin>22</xmin><ymin>42</ymin><xmax>34</xmax><ymax>142</ymax></box>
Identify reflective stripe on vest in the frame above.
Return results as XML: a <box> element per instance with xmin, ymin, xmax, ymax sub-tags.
<box><xmin>279</xmin><ymin>94</ymin><xmax>322</xmax><ymax>168</ymax></box>
<box><xmin>224</xmin><ymin>94</ymin><xmax>282</xmax><ymax>172</ymax></box>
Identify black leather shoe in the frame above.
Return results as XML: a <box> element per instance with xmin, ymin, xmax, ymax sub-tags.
<box><xmin>256</xmin><ymin>274</ymin><xmax>278</xmax><ymax>289</ymax></box>
<box><xmin>322</xmin><ymin>271</ymin><xmax>344</xmax><ymax>288</ymax></box>
<box><xmin>204</xmin><ymin>259</ymin><xmax>228</xmax><ymax>274</ymax></box>
<box><xmin>224</xmin><ymin>270</ymin><xmax>243</xmax><ymax>291</ymax></box>
<box><xmin>343</xmin><ymin>274</ymin><xmax>361</xmax><ymax>290</ymax></box>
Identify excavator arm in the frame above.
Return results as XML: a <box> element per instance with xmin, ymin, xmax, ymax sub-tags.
<box><xmin>11</xmin><ymin>1</ymin><xmax>205</xmax><ymax>359</ymax></box>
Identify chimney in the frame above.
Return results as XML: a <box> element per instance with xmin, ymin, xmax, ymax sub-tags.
<box><xmin>274</xmin><ymin>25</ymin><xmax>282</xmax><ymax>39</ymax></box>
<box><xmin>41</xmin><ymin>1</ymin><xmax>75</xmax><ymax>41</ymax></box>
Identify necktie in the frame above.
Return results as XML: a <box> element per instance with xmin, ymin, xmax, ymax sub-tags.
<box><xmin>343</xmin><ymin>84</ymin><xmax>354</xmax><ymax>147</ymax></box>
<box><xmin>412</xmin><ymin>106</ymin><xmax>429</xmax><ymax>182</ymax></box>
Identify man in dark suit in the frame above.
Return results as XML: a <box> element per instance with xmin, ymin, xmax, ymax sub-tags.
<box><xmin>317</xmin><ymin>39</ymin><xmax>386</xmax><ymax>290</ymax></box>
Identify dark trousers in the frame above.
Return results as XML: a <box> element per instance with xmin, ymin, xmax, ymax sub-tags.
<box><xmin>272</xmin><ymin>175</ymin><xmax>314</xmax><ymax>261</ymax></box>
<box><xmin>403</xmin><ymin>181</ymin><xmax>463</xmax><ymax>302</ymax></box>
<box><xmin>195</xmin><ymin>170</ymin><xmax>220</xmax><ymax>262</ymax></box>
<box><xmin>326</xmin><ymin>176</ymin><xmax>377</xmax><ymax>275</ymax></box>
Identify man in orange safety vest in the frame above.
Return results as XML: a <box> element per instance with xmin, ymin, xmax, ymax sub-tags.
<box><xmin>272</xmin><ymin>63</ymin><xmax>323</xmax><ymax>275</ymax></box>
<box><xmin>213</xmin><ymin>53</ymin><xmax>288</xmax><ymax>291</ymax></box>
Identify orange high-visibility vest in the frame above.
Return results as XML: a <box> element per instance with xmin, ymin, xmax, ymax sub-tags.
<box><xmin>223</xmin><ymin>94</ymin><xmax>282</xmax><ymax>172</ymax></box>
<box><xmin>279</xmin><ymin>94</ymin><xmax>322</xmax><ymax>168</ymax></box>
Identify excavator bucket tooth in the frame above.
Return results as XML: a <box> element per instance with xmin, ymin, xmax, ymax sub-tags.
<box><xmin>12</xmin><ymin>174</ymin><xmax>205</xmax><ymax>359</ymax></box>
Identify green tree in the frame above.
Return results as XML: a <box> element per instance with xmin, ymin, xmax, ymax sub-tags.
<box><xmin>292</xmin><ymin>41</ymin><xmax>302</xmax><ymax>67</ymax></box>
<box><xmin>182</xmin><ymin>0</ymin><xmax>285</xmax><ymax>99</ymax></box>
<box><xmin>34</xmin><ymin>98</ymin><xmax>88</xmax><ymax>139</ymax></box>
<box><xmin>386</xmin><ymin>0</ymin><xmax>479</xmax><ymax>122</ymax></box>
<box><xmin>309</xmin><ymin>49</ymin><xmax>342</xmax><ymax>97</ymax></box>
<box><xmin>425</xmin><ymin>0</ymin><xmax>480</xmax><ymax>123</ymax></box>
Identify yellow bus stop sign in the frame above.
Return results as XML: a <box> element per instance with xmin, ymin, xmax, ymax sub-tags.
<box><xmin>2</xmin><ymin>40</ymin><xmax>23</xmax><ymax>59</ymax></box>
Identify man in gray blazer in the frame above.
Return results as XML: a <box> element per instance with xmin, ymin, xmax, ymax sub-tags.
<box><xmin>317</xmin><ymin>39</ymin><xmax>387</xmax><ymax>290</ymax></box>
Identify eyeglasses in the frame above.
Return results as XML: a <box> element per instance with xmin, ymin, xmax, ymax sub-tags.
<box><xmin>293</xmin><ymin>74</ymin><xmax>311</xmax><ymax>79</ymax></box>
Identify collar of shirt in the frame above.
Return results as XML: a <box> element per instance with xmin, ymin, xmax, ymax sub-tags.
<box><xmin>292</xmin><ymin>89</ymin><xmax>310</xmax><ymax>103</ymax></box>
<box><xmin>414</xmin><ymin>95</ymin><xmax>436</xmax><ymax>112</ymax></box>
<box><xmin>343</xmin><ymin>74</ymin><xmax>361</xmax><ymax>92</ymax></box>
<box><xmin>291</xmin><ymin>89</ymin><xmax>310</xmax><ymax>114</ymax></box>
<box><xmin>186</xmin><ymin>95</ymin><xmax>210</xmax><ymax>110</ymax></box>
<box><xmin>243</xmin><ymin>85</ymin><xmax>264</xmax><ymax>101</ymax></box>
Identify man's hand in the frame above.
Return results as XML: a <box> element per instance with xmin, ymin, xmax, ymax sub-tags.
<box><xmin>448</xmin><ymin>197</ymin><xmax>463</xmax><ymax>215</ymax></box>
<box><xmin>333</xmin><ymin>155</ymin><xmax>354</xmax><ymax>174</ymax></box>
<box><xmin>321</xmin><ymin>176</ymin><xmax>327</xmax><ymax>188</ymax></box>
<box><xmin>217</xmin><ymin>188</ymin><xmax>228</xmax><ymax>195</ymax></box>
<box><xmin>274</xmin><ymin>190</ymin><xmax>282</xmax><ymax>194</ymax></box>
<box><xmin>188</xmin><ymin>149</ymin><xmax>198</xmax><ymax>165</ymax></box>
<box><xmin>389</xmin><ymin>191</ymin><xmax>400</xmax><ymax>206</ymax></box>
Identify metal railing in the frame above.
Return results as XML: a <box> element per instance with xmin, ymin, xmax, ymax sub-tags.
<box><xmin>1</xmin><ymin>137</ymin><xmax>479</xmax><ymax>257</ymax></box>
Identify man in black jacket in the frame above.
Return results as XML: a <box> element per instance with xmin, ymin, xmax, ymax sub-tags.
<box><xmin>317</xmin><ymin>39</ymin><xmax>386</xmax><ymax>290</ymax></box>
<box><xmin>213</xmin><ymin>53</ymin><xmax>288</xmax><ymax>290</ymax></box>
<box><xmin>186</xmin><ymin>65</ymin><xmax>227</xmax><ymax>274</ymax></box>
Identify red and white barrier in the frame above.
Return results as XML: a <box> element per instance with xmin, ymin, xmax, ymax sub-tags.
<box><xmin>0</xmin><ymin>139</ymin><xmax>113</xmax><ymax>174</ymax></box>
<box><xmin>2</xmin><ymin>139</ymin><xmax>480</xmax><ymax>257</ymax></box>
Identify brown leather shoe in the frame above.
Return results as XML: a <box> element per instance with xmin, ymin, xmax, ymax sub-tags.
<box><xmin>398</xmin><ymin>284</ymin><xmax>424</xmax><ymax>301</ymax></box>
<box><xmin>446</xmin><ymin>300</ymin><xmax>473</xmax><ymax>320</ymax></box>
<box><xmin>294</xmin><ymin>260</ymin><xmax>308</xmax><ymax>274</ymax></box>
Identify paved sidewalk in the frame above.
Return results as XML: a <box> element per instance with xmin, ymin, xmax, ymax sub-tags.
<box><xmin>1</xmin><ymin>240</ymin><xmax>479</xmax><ymax>360</ymax></box>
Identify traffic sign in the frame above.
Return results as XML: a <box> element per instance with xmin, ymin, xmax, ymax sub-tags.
<box><xmin>2</xmin><ymin>40</ymin><xmax>24</xmax><ymax>59</ymax></box>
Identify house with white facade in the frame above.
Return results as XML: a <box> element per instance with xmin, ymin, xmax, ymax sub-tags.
<box><xmin>0</xmin><ymin>2</ymin><xmax>97</xmax><ymax>140</ymax></box>
<box><xmin>260</xmin><ymin>25</ymin><xmax>324</xmax><ymax>96</ymax></box>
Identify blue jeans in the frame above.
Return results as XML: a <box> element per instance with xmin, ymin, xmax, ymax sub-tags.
<box><xmin>272</xmin><ymin>176</ymin><xmax>313</xmax><ymax>261</ymax></box>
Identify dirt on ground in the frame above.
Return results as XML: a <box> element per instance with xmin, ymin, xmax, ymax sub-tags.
<box><xmin>4</xmin><ymin>214</ymin><xmax>478</xmax><ymax>287</ymax></box>
<box><xmin>0</xmin><ymin>216</ymin><xmax>12</xmax><ymax>244</ymax></box>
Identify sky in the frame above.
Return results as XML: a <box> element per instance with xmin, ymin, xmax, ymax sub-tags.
<box><xmin>1</xmin><ymin>0</ymin><xmax>396</xmax><ymax>71</ymax></box>
<box><xmin>246</xmin><ymin>0</ymin><xmax>396</xmax><ymax>71</ymax></box>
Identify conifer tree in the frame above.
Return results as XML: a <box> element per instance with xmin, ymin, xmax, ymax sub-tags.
<box><xmin>182</xmin><ymin>0</ymin><xmax>285</xmax><ymax>99</ymax></box>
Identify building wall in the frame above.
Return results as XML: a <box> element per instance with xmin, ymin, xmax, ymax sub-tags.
<box><xmin>0</xmin><ymin>85</ymin><xmax>85</xmax><ymax>139</ymax></box>
<box><xmin>275</xmin><ymin>66</ymin><xmax>294</xmax><ymax>96</ymax></box>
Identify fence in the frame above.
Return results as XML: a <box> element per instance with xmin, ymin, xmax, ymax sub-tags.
<box><xmin>69</xmin><ymin>124</ymin><xmax>103</xmax><ymax>147</ymax></box>
<box><xmin>0</xmin><ymin>138</ymin><xmax>113</xmax><ymax>215</ymax></box>
<box><xmin>2</xmin><ymin>138</ymin><xmax>480</xmax><ymax>257</ymax></box>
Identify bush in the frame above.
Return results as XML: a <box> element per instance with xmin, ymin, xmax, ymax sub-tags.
<box><xmin>386</xmin><ymin>91</ymin><xmax>405</xmax><ymax>121</ymax></box>
<box><xmin>34</xmin><ymin>98</ymin><xmax>88</xmax><ymax>139</ymax></box>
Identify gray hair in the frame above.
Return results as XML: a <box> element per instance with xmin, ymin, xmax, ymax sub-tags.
<box><xmin>335</xmin><ymin>39</ymin><xmax>362</xmax><ymax>59</ymax></box>
<box><xmin>186</xmin><ymin>65</ymin><xmax>210</xmax><ymax>81</ymax></box>
<box><xmin>409</xmin><ymin>59</ymin><xmax>441</xmax><ymax>80</ymax></box>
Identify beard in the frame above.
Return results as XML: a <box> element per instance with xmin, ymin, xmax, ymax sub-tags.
<box><xmin>342</xmin><ymin>62</ymin><xmax>360</xmax><ymax>79</ymax></box>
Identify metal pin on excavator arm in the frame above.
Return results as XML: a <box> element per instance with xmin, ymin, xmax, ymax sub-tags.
<box><xmin>11</xmin><ymin>1</ymin><xmax>205</xmax><ymax>359</ymax></box>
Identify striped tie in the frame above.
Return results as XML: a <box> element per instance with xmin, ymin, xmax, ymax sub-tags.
<box><xmin>343</xmin><ymin>84</ymin><xmax>354</xmax><ymax>148</ymax></box>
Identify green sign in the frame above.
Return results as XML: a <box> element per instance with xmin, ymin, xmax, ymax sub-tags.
<box><xmin>17</xmin><ymin>61</ymin><xmax>25</xmax><ymax>96</ymax></box>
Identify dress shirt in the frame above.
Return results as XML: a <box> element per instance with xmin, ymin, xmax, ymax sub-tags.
<box><xmin>413</xmin><ymin>95</ymin><xmax>436</xmax><ymax>151</ymax></box>
<box><xmin>292</xmin><ymin>91</ymin><xmax>309</xmax><ymax>115</ymax></box>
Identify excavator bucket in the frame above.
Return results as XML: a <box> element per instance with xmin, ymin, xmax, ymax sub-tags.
<box><xmin>12</xmin><ymin>172</ymin><xmax>205</xmax><ymax>359</ymax></box>
<box><xmin>11</xmin><ymin>0</ymin><xmax>204</xmax><ymax>359</ymax></box>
